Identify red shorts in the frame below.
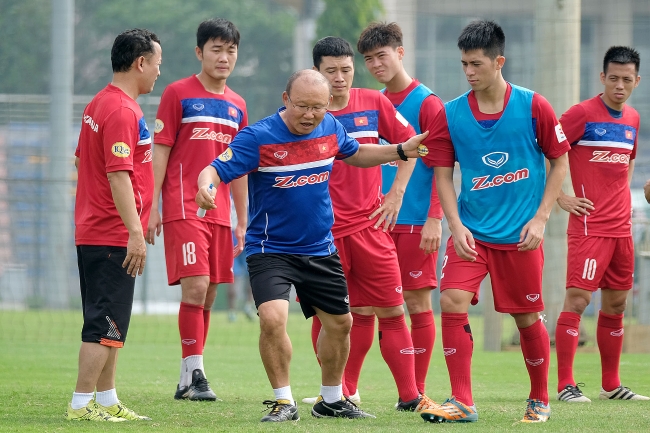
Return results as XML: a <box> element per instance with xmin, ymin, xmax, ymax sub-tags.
<box><xmin>163</xmin><ymin>220</ymin><xmax>234</xmax><ymax>286</ymax></box>
<box><xmin>566</xmin><ymin>235</ymin><xmax>633</xmax><ymax>291</ymax></box>
<box><xmin>389</xmin><ymin>231</ymin><xmax>438</xmax><ymax>290</ymax></box>
<box><xmin>440</xmin><ymin>238</ymin><xmax>544</xmax><ymax>313</ymax></box>
<box><xmin>335</xmin><ymin>227</ymin><xmax>403</xmax><ymax>308</ymax></box>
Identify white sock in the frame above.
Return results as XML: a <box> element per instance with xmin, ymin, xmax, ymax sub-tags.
<box><xmin>95</xmin><ymin>389</ymin><xmax>119</xmax><ymax>407</ymax></box>
<box><xmin>273</xmin><ymin>386</ymin><xmax>293</xmax><ymax>403</ymax></box>
<box><xmin>71</xmin><ymin>392</ymin><xmax>94</xmax><ymax>410</ymax></box>
<box><xmin>321</xmin><ymin>385</ymin><xmax>343</xmax><ymax>404</ymax></box>
<box><xmin>184</xmin><ymin>355</ymin><xmax>205</xmax><ymax>384</ymax></box>
<box><xmin>179</xmin><ymin>358</ymin><xmax>189</xmax><ymax>387</ymax></box>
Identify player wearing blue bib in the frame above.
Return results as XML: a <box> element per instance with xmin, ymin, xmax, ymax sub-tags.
<box><xmin>196</xmin><ymin>70</ymin><xmax>428</xmax><ymax>423</ymax></box>
<box><xmin>418</xmin><ymin>20</ymin><xmax>569</xmax><ymax>424</ymax></box>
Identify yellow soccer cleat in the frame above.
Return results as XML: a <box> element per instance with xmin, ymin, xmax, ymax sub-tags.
<box><xmin>65</xmin><ymin>402</ymin><xmax>126</xmax><ymax>422</ymax></box>
<box><xmin>420</xmin><ymin>396</ymin><xmax>478</xmax><ymax>423</ymax></box>
<box><xmin>95</xmin><ymin>400</ymin><xmax>152</xmax><ymax>420</ymax></box>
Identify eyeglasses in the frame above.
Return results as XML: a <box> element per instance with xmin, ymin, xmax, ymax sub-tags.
<box><xmin>287</xmin><ymin>96</ymin><xmax>329</xmax><ymax>114</ymax></box>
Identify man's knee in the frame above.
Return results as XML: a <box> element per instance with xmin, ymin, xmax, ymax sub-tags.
<box><xmin>403</xmin><ymin>288</ymin><xmax>432</xmax><ymax>314</ymax></box>
<box><xmin>258</xmin><ymin>300</ymin><xmax>289</xmax><ymax>336</ymax></box>
<box><xmin>564</xmin><ymin>288</ymin><xmax>592</xmax><ymax>315</ymax></box>
<box><xmin>318</xmin><ymin>311</ymin><xmax>352</xmax><ymax>337</ymax></box>
<box><xmin>180</xmin><ymin>276</ymin><xmax>210</xmax><ymax>304</ymax></box>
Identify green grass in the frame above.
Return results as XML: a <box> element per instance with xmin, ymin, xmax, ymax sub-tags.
<box><xmin>0</xmin><ymin>311</ymin><xmax>649</xmax><ymax>432</ymax></box>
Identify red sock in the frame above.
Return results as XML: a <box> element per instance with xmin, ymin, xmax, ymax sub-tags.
<box><xmin>597</xmin><ymin>311</ymin><xmax>624</xmax><ymax>391</ymax></box>
<box><xmin>311</xmin><ymin>315</ymin><xmax>322</xmax><ymax>364</ymax></box>
<box><xmin>441</xmin><ymin>312</ymin><xmax>473</xmax><ymax>406</ymax></box>
<box><xmin>519</xmin><ymin>319</ymin><xmax>550</xmax><ymax>404</ymax></box>
<box><xmin>378</xmin><ymin>315</ymin><xmax>419</xmax><ymax>402</ymax></box>
<box><xmin>344</xmin><ymin>313</ymin><xmax>374</xmax><ymax>394</ymax></box>
<box><xmin>555</xmin><ymin>311</ymin><xmax>581</xmax><ymax>391</ymax></box>
<box><xmin>202</xmin><ymin>308</ymin><xmax>211</xmax><ymax>349</ymax></box>
<box><xmin>179</xmin><ymin>302</ymin><xmax>204</xmax><ymax>358</ymax></box>
<box><xmin>410</xmin><ymin>310</ymin><xmax>435</xmax><ymax>394</ymax></box>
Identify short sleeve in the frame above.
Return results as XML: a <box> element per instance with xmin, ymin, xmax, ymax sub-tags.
<box><xmin>334</xmin><ymin>117</ymin><xmax>360</xmax><ymax>159</ymax></box>
<box><xmin>533</xmin><ymin>93</ymin><xmax>570</xmax><ymax>159</ymax></box>
<box><xmin>377</xmin><ymin>93</ymin><xmax>415</xmax><ymax>144</ymax></box>
<box><xmin>154</xmin><ymin>85</ymin><xmax>182</xmax><ymax>147</ymax></box>
<box><xmin>558</xmin><ymin>103</ymin><xmax>587</xmax><ymax>146</ymax></box>
<box><xmin>421</xmin><ymin>106</ymin><xmax>455</xmax><ymax>168</ymax></box>
<box><xmin>103</xmin><ymin>107</ymin><xmax>138</xmax><ymax>173</ymax></box>
<box><xmin>211</xmin><ymin>126</ymin><xmax>260</xmax><ymax>184</ymax></box>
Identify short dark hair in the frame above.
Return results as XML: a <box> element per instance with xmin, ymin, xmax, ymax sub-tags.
<box><xmin>312</xmin><ymin>36</ymin><xmax>354</xmax><ymax>68</ymax></box>
<box><xmin>111</xmin><ymin>29</ymin><xmax>160</xmax><ymax>73</ymax></box>
<box><xmin>357</xmin><ymin>22</ymin><xmax>402</xmax><ymax>55</ymax></box>
<box><xmin>457</xmin><ymin>20</ymin><xmax>505</xmax><ymax>59</ymax></box>
<box><xmin>197</xmin><ymin>18</ymin><xmax>240</xmax><ymax>51</ymax></box>
<box><xmin>603</xmin><ymin>46</ymin><xmax>640</xmax><ymax>74</ymax></box>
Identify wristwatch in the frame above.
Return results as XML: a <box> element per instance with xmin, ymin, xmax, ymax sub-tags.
<box><xmin>396</xmin><ymin>143</ymin><xmax>408</xmax><ymax>161</ymax></box>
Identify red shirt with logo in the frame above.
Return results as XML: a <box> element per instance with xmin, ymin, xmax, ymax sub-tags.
<box><xmin>328</xmin><ymin>88</ymin><xmax>415</xmax><ymax>238</ymax></box>
<box><xmin>75</xmin><ymin>84</ymin><xmax>154</xmax><ymax>246</ymax></box>
<box><xmin>154</xmin><ymin>75</ymin><xmax>248</xmax><ymax>225</ymax></box>
<box><xmin>560</xmin><ymin>95</ymin><xmax>639</xmax><ymax>237</ymax></box>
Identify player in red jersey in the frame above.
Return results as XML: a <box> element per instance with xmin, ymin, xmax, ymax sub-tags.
<box><xmin>67</xmin><ymin>28</ymin><xmax>160</xmax><ymax>422</ymax></box>
<box><xmin>357</xmin><ymin>21</ymin><xmax>444</xmax><ymax>398</ymax></box>
<box><xmin>555</xmin><ymin>46</ymin><xmax>648</xmax><ymax>403</ymax></box>
<box><xmin>305</xmin><ymin>36</ymin><xmax>439</xmax><ymax>413</ymax></box>
<box><xmin>418</xmin><ymin>20</ymin><xmax>569</xmax><ymax>424</ymax></box>
<box><xmin>145</xmin><ymin>18</ymin><xmax>248</xmax><ymax>401</ymax></box>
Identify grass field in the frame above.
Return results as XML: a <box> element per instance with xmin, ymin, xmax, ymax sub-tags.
<box><xmin>1</xmin><ymin>310</ymin><xmax>649</xmax><ymax>432</ymax></box>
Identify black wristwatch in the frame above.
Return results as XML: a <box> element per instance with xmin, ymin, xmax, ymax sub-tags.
<box><xmin>396</xmin><ymin>143</ymin><xmax>408</xmax><ymax>161</ymax></box>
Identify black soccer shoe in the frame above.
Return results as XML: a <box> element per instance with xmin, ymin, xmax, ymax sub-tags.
<box><xmin>260</xmin><ymin>399</ymin><xmax>299</xmax><ymax>422</ymax></box>
<box><xmin>174</xmin><ymin>384</ymin><xmax>190</xmax><ymax>400</ymax></box>
<box><xmin>311</xmin><ymin>396</ymin><xmax>376</xmax><ymax>419</ymax></box>
<box><xmin>186</xmin><ymin>369</ymin><xmax>219</xmax><ymax>401</ymax></box>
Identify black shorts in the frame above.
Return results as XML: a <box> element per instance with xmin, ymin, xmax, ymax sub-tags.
<box><xmin>246</xmin><ymin>252</ymin><xmax>350</xmax><ymax>319</ymax></box>
<box><xmin>77</xmin><ymin>245</ymin><xmax>136</xmax><ymax>347</ymax></box>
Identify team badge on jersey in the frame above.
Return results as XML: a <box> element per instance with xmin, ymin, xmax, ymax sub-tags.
<box><xmin>228</xmin><ymin>107</ymin><xmax>238</xmax><ymax>118</ymax></box>
<box><xmin>154</xmin><ymin>119</ymin><xmax>164</xmax><ymax>134</ymax></box>
<box><xmin>111</xmin><ymin>142</ymin><xmax>131</xmax><ymax>158</ymax></box>
<box><xmin>625</xmin><ymin>130</ymin><xmax>634</xmax><ymax>140</ymax></box>
<box><xmin>417</xmin><ymin>144</ymin><xmax>429</xmax><ymax>157</ymax></box>
<box><xmin>354</xmin><ymin>116</ymin><xmax>368</xmax><ymax>126</ymax></box>
<box><xmin>218</xmin><ymin>147</ymin><xmax>233</xmax><ymax>162</ymax></box>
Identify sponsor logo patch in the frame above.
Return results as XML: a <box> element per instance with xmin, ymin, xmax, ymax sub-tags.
<box><xmin>274</xmin><ymin>151</ymin><xmax>288</xmax><ymax>159</ymax></box>
<box><xmin>589</xmin><ymin>150</ymin><xmax>630</xmax><ymax>164</ymax></box>
<box><xmin>556</xmin><ymin>123</ymin><xmax>567</xmax><ymax>142</ymax></box>
<box><xmin>595</xmin><ymin>128</ymin><xmax>607</xmax><ymax>136</ymax></box>
<box><xmin>409</xmin><ymin>271</ymin><xmax>423</xmax><ymax>278</ymax></box>
<box><xmin>111</xmin><ymin>142</ymin><xmax>131</xmax><ymax>158</ymax></box>
<box><xmin>526</xmin><ymin>294</ymin><xmax>540</xmax><ymax>302</ymax></box>
<box><xmin>154</xmin><ymin>119</ymin><xmax>164</xmax><ymax>133</ymax></box>
<box><xmin>399</xmin><ymin>347</ymin><xmax>416</xmax><ymax>354</ymax></box>
<box><xmin>417</xmin><ymin>144</ymin><xmax>429</xmax><ymax>157</ymax></box>
<box><xmin>273</xmin><ymin>172</ymin><xmax>329</xmax><ymax>188</ymax></box>
<box><xmin>482</xmin><ymin>151</ymin><xmax>509</xmax><ymax>169</ymax></box>
<box><xmin>610</xmin><ymin>328</ymin><xmax>624</xmax><ymax>337</ymax></box>
<box><xmin>471</xmin><ymin>168</ymin><xmax>529</xmax><ymax>191</ymax></box>
<box><xmin>443</xmin><ymin>348</ymin><xmax>456</xmax><ymax>356</ymax></box>
<box><xmin>192</xmin><ymin>103</ymin><xmax>204</xmax><ymax>111</ymax></box>
<box><xmin>83</xmin><ymin>114</ymin><xmax>99</xmax><ymax>133</ymax></box>
<box><xmin>191</xmin><ymin>127</ymin><xmax>232</xmax><ymax>144</ymax></box>
<box><xmin>181</xmin><ymin>339</ymin><xmax>197</xmax><ymax>345</ymax></box>
<box><xmin>526</xmin><ymin>358</ymin><xmax>544</xmax><ymax>366</ymax></box>
<box><xmin>218</xmin><ymin>147</ymin><xmax>233</xmax><ymax>162</ymax></box>
<box><xmin>567</xmin><ymin>329</ymin><xmax>579</xmax><ymax>337</ymax></box>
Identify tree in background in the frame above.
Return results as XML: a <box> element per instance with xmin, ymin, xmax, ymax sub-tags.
<box><xmin>0</xmin><ymin>0</ymin><xmax>295</xmax><ymax>122</ymax></box>
<box><xmin>315</xmin><ymin>0</ymin><xmax>383</xmax><ymax>89</ymax></box>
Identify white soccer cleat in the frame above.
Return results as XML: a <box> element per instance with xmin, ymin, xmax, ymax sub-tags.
<box><xmin>599</xmin><ymin>385</ymin><xmax>650</xmax><ymax>401</ymax></box>
<box><xmin>557</xmin><ymin>384</ymin><xmax>591</xmax><ymax>403</ymax></box>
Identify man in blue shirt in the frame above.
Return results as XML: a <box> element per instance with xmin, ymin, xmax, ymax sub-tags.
<box><xmin>196</xmin><ymin>69</ymin><xmax>427</xmax><ymax>422</ymax></box>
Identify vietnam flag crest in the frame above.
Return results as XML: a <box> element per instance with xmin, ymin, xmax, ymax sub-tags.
<box><xmin>625</xmin><ymin>130</ymin><xmax>634</xmax><ymax>140</ymax></box>
<box><xmin>354</xmin><ymin>116</ymin><xmax>368</xmax><ymax>127</ymax></box>
<box><xmin>319</xmin><ymin>142</ymin><xmax>329</xmax><ymax>153</ymax></box>
<box><xmin>228</xmin><ymin>107</ymin><xmax>238</xmax><ymax>118</ymax></box>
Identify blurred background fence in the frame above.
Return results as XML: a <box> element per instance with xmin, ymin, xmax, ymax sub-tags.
<box><xmin>1</xmin><ymin>0</ymin><xmax>650</xmax><ymax>349</ymax></box>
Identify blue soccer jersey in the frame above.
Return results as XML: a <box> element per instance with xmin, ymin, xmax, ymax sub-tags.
<box><xmin>211</xmin><ymin>109</ymin><xmax>359</xmax><ymax>256</ymax></box>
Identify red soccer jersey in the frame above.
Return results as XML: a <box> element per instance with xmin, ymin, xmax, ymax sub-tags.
<box><xmin>328</xmin><ymin>88</ymin><xmax>415</xmax><ymax>238</ymax></box>
<box><xmin>75</xmin><ymin>84</ymin><xmax>154</xmax><ymax>247</ymax></box>
<box><xmin>560</xmin><ymin>95</ymin><xmax>639</xmax><ymax>237</ymax></box>
<box><xmin>154</xmin><ymin>75</ymin><xmax>248</xmax><ymax>225</ymax></box>
<box><xmin>383</xmin><ymin>78</ymin><xmax>445</xmax><ymax>232</ymax></box>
